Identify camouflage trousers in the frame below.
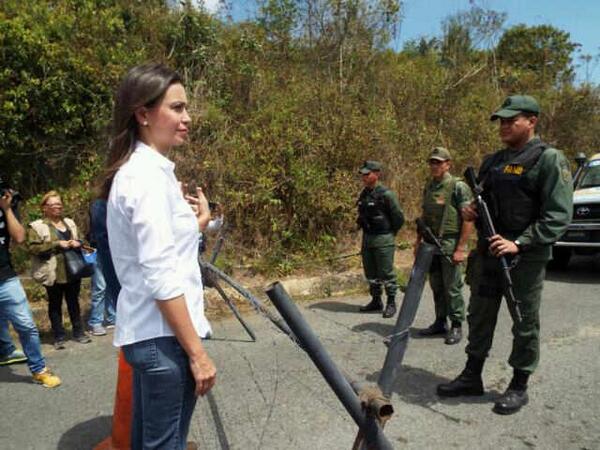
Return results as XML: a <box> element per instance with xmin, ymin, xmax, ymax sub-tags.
<box><xmin>361</xmin><ymin>245</ymin><xmax>397</xmax><ymax>299</ymax></box>
<box><xmin>465</xmin><ymin>252</ymin><xmax>546</xmax><ymax>374</ymax></box>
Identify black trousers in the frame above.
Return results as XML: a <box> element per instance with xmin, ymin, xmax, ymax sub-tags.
<box><xmin>45</xmin><ymin>281</ymin><xmax>83</xmax><ymax>340</ymax></box>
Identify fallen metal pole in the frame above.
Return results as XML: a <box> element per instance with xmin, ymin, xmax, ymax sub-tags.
<box><xmin>209</xmin><ymin>235</ymin><xmax>225</xmax><ymax>264</ymax></box>
<box><xmin>202</xmin><ymin>261</ymin><xmax>295</xmax><ymax>339</ymax></box>
<box><xmin>377</xmin><ymin>242</ymin><xmax>435</xmax><ymax>397</ymax></box>
<box><xmin>212</xmin><ymin>281</ymin><xmax>257</xmax><ymax>341</ymax></box>
<box><xmin>266</xmin><ymin>282</ymin><xmax>394</xmax><ymax>450</ymax></box>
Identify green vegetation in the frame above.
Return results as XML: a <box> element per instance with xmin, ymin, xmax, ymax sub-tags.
<box><xmin>2</xmin><ymin>0</ymin><xmax>599</xmax><ymax>274</ymax></box>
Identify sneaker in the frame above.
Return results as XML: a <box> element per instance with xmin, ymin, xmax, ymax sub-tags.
<box><xmin>74</xmin><ymin>334</ymin><xmax>92</xmax><ymax>344</ymax></box>
<box><xmin>89</xmin><ymin>325</ymin><xmax>107</xmax><ymax>336</ymax></box>
<box><xmin>54</xmin><ymin>339</ymin><xmax>66</xmax><ymax>350</ymax></box>
<box><xmin>0</xmin><ymin>349</ymin><xmax>27</xmax><ymax>366</ymax></box>
<box><xmin>32</xmin><ymin>368</ymin><xmax>62</xmax><ymax>388</ymax></box>
<box><xmin>105</xmin><ymin>323</ymin><xmax>115</xmax><ymax>330</ymax></box>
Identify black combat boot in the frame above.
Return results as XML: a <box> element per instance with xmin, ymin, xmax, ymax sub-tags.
<box><xmin>437</xmin><ymin>355</ymin><xmax>485</xmax><ymax>397</ymax></box>
<box><xmin>418</xmin><ymin>317</ymin><xmax>447</xmax><ymax>336</ymax></box>
<box><xmin>382</xmin><ymin>297</ymin><xmax>396</xmax><ymax>318</ymax></box>
<box><xmin>444</xmin><ymin>321</ymin><xmax>462</xmax><ymax>345</ymax></box>
<box><xmin>493</xmin><ymin>369</ymin><xmax>529</xmax><ymax>415</ymax></box>
<box><xmin>359</xmin><ymin>296</ymin><xmax>383</xmax><ymax>312</ymax></box>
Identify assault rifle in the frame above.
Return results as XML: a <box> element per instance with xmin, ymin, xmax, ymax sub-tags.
<box><xmin>464</xmin><ymin>167</ymin><xmax>523</xmax><ymax>322</ymax></box>
<box><xmin>415</xmin><ymin>218</ymin><xmax>453</xmax><ymax>264</ymax></box>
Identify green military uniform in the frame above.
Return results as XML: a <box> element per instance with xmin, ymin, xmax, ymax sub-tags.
<box><xmin>357</xmin><ymin>178</ymin><xmax>404</xmax><ymax>312</ymax></box>
<box><xmin>422</xmin><ymin>171</ymin><xmax>473</xmax><ymax>325</ymax></box>
<box><xmin>466</xmin><ymin>137</ymin><xmax>573</xmax><ymax>372</ymax></box>
<box><xmin>437</xmin><ymin>95</ymin><xmax>573</xmax><ymax>415</ymax></box>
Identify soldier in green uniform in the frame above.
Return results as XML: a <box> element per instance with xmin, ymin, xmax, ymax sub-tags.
<box><xmin>357</xmin><ymin>161</ymin><xmax>405</xmax><ymax>318</ymax></box>
<box><xmin>437</xmin><ymin>95</ymin><xmax>573</xmax><ymax>415</ymax></box>
<box><xmin>415</xmin><ymin>147</ymin><xmax>474</xmax><ymax>345</ymax></box>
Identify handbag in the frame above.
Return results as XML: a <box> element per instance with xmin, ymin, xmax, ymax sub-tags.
<box><xmin>64</xmin><ymin>248</ymin><xmax>95</xmax><ymax>279</ymax></box>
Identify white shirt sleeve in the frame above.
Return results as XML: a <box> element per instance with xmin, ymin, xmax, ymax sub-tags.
<box><xmin>126</xmin><ymin>170</ymin><xmax>184</xmax><ymax>301</ymax></box>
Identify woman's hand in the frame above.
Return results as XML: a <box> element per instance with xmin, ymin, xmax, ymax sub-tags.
<box><xmin>156</xmin><ymin>296</ymin><xmax>217</xmax><ymax>397</ymax></box>
<box><xmin>57</xmin><ymin>240</ymin><xmax>71</xmax><ymax>250</ymax></box>
<box><xmin>185</xmin><ymin>187</ymin><xmax>211</xmax><ymax>231</ymax></box>
<box><xmin>68</xmin><ymin>240</ymin><xmax>82</xmax><ymax>249</ymax></box>
<box><xmin>189</xmin><ymin>353</ymin><xmax>217</xmax><ymax>396</ymax></box>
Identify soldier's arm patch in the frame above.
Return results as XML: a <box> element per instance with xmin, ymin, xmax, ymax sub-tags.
<box><xmin>560</xmin><ymin>159</ymin><xmax>572</xmax><ymax>184</ymax></box>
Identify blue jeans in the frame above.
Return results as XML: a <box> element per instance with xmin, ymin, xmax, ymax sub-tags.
<box><xmin>0</xmin><ymin>319</ymin><xmax>16</xmax><ymax>355</ymax></box>
<box><xmin>122</xmin><ymin>336</ymin><xmax>197</xmax><ymax>450</ymax></box>
<box><xmin>88</xmin><ymin>258</ymin><xmax>116</xmax><ymax>327</ymax></box>
<box><xmin>0</xmin><ymin>277</ymin><xmax>46</xmax><ymax>374</ymax></box>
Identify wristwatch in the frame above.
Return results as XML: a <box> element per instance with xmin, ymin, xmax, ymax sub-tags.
<box><xmin>514</xmin><ymin>240</ymin><xmax>524</xmax><ymax>252</ymax></box>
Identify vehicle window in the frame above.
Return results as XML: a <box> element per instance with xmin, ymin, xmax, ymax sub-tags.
<box><xmin>578</xmin><ymin>161</ymin><xmax>600</xmax><ymax>188</ymax></box>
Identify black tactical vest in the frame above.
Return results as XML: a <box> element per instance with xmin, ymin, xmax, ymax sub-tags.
<box><xmin>357</xmin><ymin>185</ymin><xmax>392</xmax><ymax>235</ymax></box>
<box><xmin>479</xmin><ymin>138</ymin><xmax>547</xmax><ymax>236</ymax></box>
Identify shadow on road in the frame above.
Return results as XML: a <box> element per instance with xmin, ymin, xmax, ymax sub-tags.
<box><xmin>0</xmin><ymin>366</ymin><xmax>31</xmax><ymax>384</ymax></box>
<box><xmin>309</xmin><ymin>300</ymin><xmax>364</xmax><ymax>314</ymax></box>
<box><xmin>351</xmin><ymin>322</ymin><xmax>438</xmax><ymax>341</ymax></box>
<box><xmin>351</xmin><ymin>321</ymin><xmax>394</xmax><ymax>336</ymax></box>
<box><xmin>57</xmin><ymin>415</ymin><xmax>111</xmax><ymax>450</ymax></box>
<box><xmin>546</xmin><ymin>255</ymin><xmax>600</xmax><ymax>284</ymax></box>
<box><xmin>364</xmin><ymin>365</ymin><xmax>501</xmax><ymax>420</ymax></box>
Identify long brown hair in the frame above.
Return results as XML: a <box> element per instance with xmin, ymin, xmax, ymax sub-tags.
<box><xmin>98</xmin><ymin>63</ymin><xmax>183</xmax><ymax>199</ymax></box>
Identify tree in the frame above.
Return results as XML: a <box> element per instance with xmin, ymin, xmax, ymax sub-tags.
<box><xmin>496</xmin><ymin>24</ymin><xmax>580</xmax><ymax>87</ymax></box>
<box><xmin>440</xmin><ymin>6</ymin><xmax>505</xmax><ymax>68</ymax></box>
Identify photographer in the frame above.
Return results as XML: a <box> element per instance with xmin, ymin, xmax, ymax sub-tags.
<box><xmin>0</xmin><ymin>184</ymin><xmax>61</xmax><ymax>387</ymax></box>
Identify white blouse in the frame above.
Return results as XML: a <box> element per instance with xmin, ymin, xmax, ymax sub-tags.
<box><xmin>107</xmin><ymin>141</ymin><xmax>212</xmax><ymax>347</ymax></box>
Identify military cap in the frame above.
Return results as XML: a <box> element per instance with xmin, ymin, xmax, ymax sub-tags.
<box><xmin>359</xmin><ymin>160</ymin><xmax>382</xmax><ymax>174</ymax></box>
<box><xmin>429</xmin><ymin>147</ymin><xmax>451</xmax><ymax>161</ymax></box>
<box><xmin>490</xmin><ymin>95</ymin><xmax>540</xmax><ymax>120</ymax></box>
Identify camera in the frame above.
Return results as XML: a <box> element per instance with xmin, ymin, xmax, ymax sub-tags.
<box><xmin>0</xmin><ymin>176</ymin><xmax>23</xmax><ymax>208</ymax></box>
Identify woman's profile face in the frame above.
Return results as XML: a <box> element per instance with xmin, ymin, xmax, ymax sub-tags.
<box><xmin>143</xmin><ymin>83</ymin><xmax>191</xmax><ymax>153</ymax></box>
<box><xmin>43</xmin><ymin>196</ymin><xmax>63</xmax><ymax>218</ymax></box>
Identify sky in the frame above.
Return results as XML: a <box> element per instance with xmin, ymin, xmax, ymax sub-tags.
<box><xmin>202</xmin><ymin>0</ymin><xmax>600</xmax><ymax>85</ymax></box>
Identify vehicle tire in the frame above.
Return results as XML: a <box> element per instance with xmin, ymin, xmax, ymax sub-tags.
<box><xmin>548</xmin><ymin>247</ymin><xmax>571</xmax><ymax>269</ymax></box>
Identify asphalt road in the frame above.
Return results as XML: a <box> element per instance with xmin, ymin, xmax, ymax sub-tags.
<box><xmin>1</xmin><ymin>256</ymin><xmax>599</xmax><ymax>450</ymax></box>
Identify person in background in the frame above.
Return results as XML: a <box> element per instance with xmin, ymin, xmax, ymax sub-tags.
<box><xmin>27</xmin><ymin>191</ymin><xmax>92</xmax><ymax>349</ymax></box>
<box><xmin>415</xmin><ymin>147</ymin><xmax>474</xmax><ymax>345</ymax></box>
<box><xmin>102</xmin><ymin>63</ymin><xmax>216</xmax><ymax>449</ymax></box>
<box><xmin>198</xmin><ymin>201</ymin><xmax>224</xmax><ymax>256</ymax></box>
<box><xmin>356</xmin><ymin>160</ymin><xmax>405</xmax><ymax>319</ymax></box>
<box><xmin>87</xmin><ymin>200</ymin><xmax>116</xmax><ymax>336</ymax></box>
<box><xmin>0</xmin><ymin>188</ymin><xmax>61</xmax><ymax>387</ymax></box>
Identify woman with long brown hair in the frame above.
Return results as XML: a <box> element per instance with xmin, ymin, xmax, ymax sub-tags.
<box><xmin>103</xmin><ymin>63</ymin><xmax>216</xmax><ymax>449</ymax></box>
